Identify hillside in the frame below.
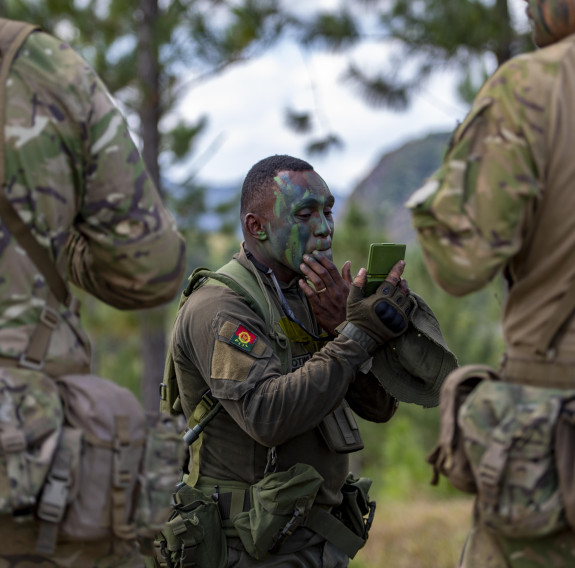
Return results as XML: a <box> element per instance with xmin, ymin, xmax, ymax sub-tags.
<box><xmin>347</xmin><ymin>131</ymin><xmax>451</xmax><ymax>244</ymax></box>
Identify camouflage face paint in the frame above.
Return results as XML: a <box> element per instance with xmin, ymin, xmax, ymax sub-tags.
<box><xmin>526</xmin><ymin>0</ymin><xmax>575</xmax><ymax>47</ymax></box>
<box><xmin>260</xmin><ymin>170</ymin><xmax>334</xmax><ymax>281</ymax></box>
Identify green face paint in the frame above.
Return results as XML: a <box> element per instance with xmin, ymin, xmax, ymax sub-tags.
<box><xmin>260</xmin><ymin>170</ymin><xmax>335</xmax><ymax>282</ymax></box>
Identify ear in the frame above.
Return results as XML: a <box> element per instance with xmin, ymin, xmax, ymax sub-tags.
<box><xmin>244</xmin><ymin>213</ymin><xmax>268</xmax><ymax>241</ymax></box>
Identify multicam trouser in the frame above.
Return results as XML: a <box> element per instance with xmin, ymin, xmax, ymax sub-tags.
<box><xmin>459</xmin><ymin>506</ymin><xmax>575</xmax><ymax>568</ymax></box>
<box><xmin>0</xmin><ymin>517</ymin><xmax>144</xmax><ymax>567</ymax></box>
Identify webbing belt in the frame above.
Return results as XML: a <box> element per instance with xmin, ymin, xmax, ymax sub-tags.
<box><xmin>193</xmin><ymin>477</ymin><xmax>366</xmax><ymax>558</ymax></box>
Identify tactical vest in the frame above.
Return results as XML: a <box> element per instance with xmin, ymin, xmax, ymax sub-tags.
<box><xmin>160</xmin><ymin>257</ymin><xmax>364</xmax><ymax>479</ymax></box>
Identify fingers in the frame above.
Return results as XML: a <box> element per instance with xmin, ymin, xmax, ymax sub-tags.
<box><xmin>341</xmin><ymin>260</ymin><xmax>352</xmax><ymax>285</ymax></box>
<box><xmin>352</xmin><ymin>267</ymin><xmax>367</xmax><ymax>289</ymax></box>
<box><xmin>385</xmin><ymin>260</ymin><xmax>405</xmax><ymax>286</ymax></box>
<box><xmin>299</xmin><ymin>278</ymin><xmax>324</xmax><ymax>301</ymax></box>
<box><xmin>301</xmin><ymin>253</ymin><xmax>333</xmax><ymax>292</ymax></box>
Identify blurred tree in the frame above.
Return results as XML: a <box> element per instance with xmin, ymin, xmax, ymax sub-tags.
<box><xmin>287</xmin><ymin>0</ymin><xmax>532</xmax><ymax>149</ymax></box>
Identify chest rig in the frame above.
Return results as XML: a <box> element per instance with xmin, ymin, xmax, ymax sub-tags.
<box><xmin>160</xmin><ymin>258</ymin><xmax>364</xmax><ymax>467</ymax></box>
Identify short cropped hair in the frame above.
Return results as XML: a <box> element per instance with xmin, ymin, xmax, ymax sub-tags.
<box><xmin>240</xmin><ymin>155</ymin><xmax>314</xmax><ymax>218</ymax></box>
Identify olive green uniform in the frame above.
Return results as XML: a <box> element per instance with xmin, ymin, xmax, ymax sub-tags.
<box><xmin>0</xmin><ymin>22</ymin><xmax>186</xmax><ymax>567</ymax></box>
<box><xmin>407</xmin><ymin>32</ymin><xmax>575</xmax><ymax>568</ymax></box>
<box><xmin>171</xmin><ymin>246</ymin><xmax>397</xmax><ymax>565</ymax></box>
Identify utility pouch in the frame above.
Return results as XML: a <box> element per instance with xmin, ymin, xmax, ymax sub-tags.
<box><xmin>0</xmin><ymin>367</ymin><xmax>63</xmax><ymax>516</ymax></box>
<box><xmin>233</xmin><ymin>463</ymin><xmax>324</xmax><ymax>560</ymax></box>
<box><xmin>460</xmin><ymin>379</ymin><xmax>569</xmax><ymax>538</ymax></box>
<box><xmin>427</xmin><ymin>364</ymin><xmax>498</xmax><ymax>493</ymax></box>
<box><xmin>554</xmin><ymin>396</ymin><xmax>575</xmax><ymax>532</ymax></box>
<box><xmin>317</xmin><ymin>400</ymin><xmax>364</xmax><ymax>454</ymax></box>
<box><xmin>153</xmin><ymin>484</ymin><xmax>227</xmax><ymax>568</ymax></box>
<box><xmin>331</xmin><ymin>473</ymin><xmax>375</xmax><ymax>541</ymax></box>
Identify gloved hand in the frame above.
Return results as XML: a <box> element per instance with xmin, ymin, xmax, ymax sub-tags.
<box><xmin>337</xmin><ymin>263</ymin><xmax>412</xmax><ymax>353</ymax></box>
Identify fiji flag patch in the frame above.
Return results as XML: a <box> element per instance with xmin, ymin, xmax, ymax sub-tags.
<box><xmin>229</xmin><ymin>324</ymin><xmax>258</xmax><ymax>352</ymax></box>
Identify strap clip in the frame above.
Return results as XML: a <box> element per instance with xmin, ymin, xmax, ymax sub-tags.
<box><xmin>113</xmin><ymin>437</ymin><xmax>132</xmax><ymax>488</ymax></box>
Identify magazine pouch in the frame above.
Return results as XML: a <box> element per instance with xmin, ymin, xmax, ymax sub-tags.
<box><xmin>460</xmin><ymin>380</ymin><xmax>568</xmax><ymax>538</ymax></box>
<box><xmin>555</xmin><ymin>396</ymin><xmax>575</xmax><ymax>532</ymax></box>
<box><xmin>317</xmin><ymin>400</ymin><xmax>364</xmax><ymax>454</ymax></box>
<box><xmin>152</xmin><ymin>483</ymin><xmax>227</xmax><ymax>568</ymax></box>
<box><xmin>427</xmin><ymin>364</ymin><xmax>498</xmax><ymax>493</ymax></box>
<box><xmin>0</xmin><ymin>367</ymin><xmax>63</xmax><ymax>516</ymax></box>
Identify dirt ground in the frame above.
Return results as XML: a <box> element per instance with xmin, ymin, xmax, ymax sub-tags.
<box><xmin>350</xmin><ymin>498</ymin><xmax>474</xmax><ymax>568</ymax></box>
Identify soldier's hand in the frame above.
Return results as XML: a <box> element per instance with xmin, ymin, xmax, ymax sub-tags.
<box><xmin>299</xmin><ymin>251</ymin><xmax>351</xmax><ymax>334</ymax></box>
<box><xmin>339</xmin><ymin>261</ymin><xmax>412</xmax><ymax>351</ymax></box>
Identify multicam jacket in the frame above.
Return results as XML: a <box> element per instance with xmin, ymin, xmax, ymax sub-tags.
<box><xmin>0</xmin><ymin>28</ymin><xmax>186</xmax><ymax>371</ymax></box>
<box><xmin>407</xmin><ymin>32</ymin><xmax>575</xmax><ymax>361</ymax></box>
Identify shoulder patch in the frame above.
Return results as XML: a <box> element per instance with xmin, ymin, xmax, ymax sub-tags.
<box><xmin>229</xmin><ymin>324</ymin><xmax>258</xmax><ymax>353</ymax></box>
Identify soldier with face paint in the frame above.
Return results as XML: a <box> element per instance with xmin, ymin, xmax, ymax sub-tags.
<box><xmin>165</xmin><ymin>154</ymin><xmax>437</xmax><ymax>567</ymax></box>
<box><xmin>407</xmin><ymin>1</ymin><xmax>575</xmax><ymax>566</ymax></box>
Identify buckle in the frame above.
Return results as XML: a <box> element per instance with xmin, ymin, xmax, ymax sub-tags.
<box><xmin>18</xmin><ymin>352</ymin><xmax>45</xmax><ymax>371</ymax></box>
<box><xmin>0</xmin><ymin>428</ymin><xmax>26</xmax><ymax>453</ymax></box>
<box><xmin>40</xmin><ymin>304</ymin><xmax>60</xmax><ymax>329</ymax></box>
<box><xmin>113</xmin><ymin>437</ymin><xmax>132</xmax><ymax>488</ymax></box>
<box><xmin>37</xmin><ymin>470</ymin><xmax>71</xmax><ymax>523</ymax></box>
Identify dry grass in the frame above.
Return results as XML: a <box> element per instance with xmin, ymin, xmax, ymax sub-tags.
<box><xmin>350</xmin><ymin>498</ymin><xmax>474</xmax><ymax>568</ymax></box>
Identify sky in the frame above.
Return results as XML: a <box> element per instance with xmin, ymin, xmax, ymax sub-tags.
<box><xmin>174</xmin><ymin>0</ymin><xmax>529</xmax><ymax>199</ymax></box>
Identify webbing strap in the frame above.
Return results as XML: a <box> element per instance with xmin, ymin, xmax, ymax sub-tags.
<box><xmin>111</xmin><ymin>414</ymin><xmax>137</xmax><ymax>540</ymax></box>
<box><xmin>305</xmin><ymin>506</ymin><xmax>366</xmax><ymax>559</ymax></box>
<box><xmin>0</xmin><ymin>19</ymin><xmax>76</xmax><ymax>372</ymax></box>
<box><xmin>36</xmin><ymin>428</ymin><xmax>74</xmax><ymax>555</ymax></box>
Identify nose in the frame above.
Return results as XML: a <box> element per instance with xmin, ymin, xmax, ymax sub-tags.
<box><xmin>313</xmin><ymin>212</ymin><xmax>332</xmax><ymax>237</ymax></box>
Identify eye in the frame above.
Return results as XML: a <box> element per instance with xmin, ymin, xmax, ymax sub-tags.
<box><xmin>295</xmin><ymin>208</ymin><xmax>312</xmax><ymax>221</ymax></box>
<box><xmin>324</xmin><ymin>207</ymin><xmax>333</xmax><ymax>218</ymax></box>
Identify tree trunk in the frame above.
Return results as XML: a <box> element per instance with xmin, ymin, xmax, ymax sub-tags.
<box><xmin>137</xmin><ymin>0</ymin><xmax>167</xmax><ymax>412</ymax></box>
<box><xmin>494</xmin><ymin>0</ymin><xmax>513</xmax><ymax>65</ymax></box>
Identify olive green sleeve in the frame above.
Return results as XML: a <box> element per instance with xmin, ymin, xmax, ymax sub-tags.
<box><xmin>173</xmin><ymin>284</ymin><xmax>374</xmax><ymax>447</ymax></box>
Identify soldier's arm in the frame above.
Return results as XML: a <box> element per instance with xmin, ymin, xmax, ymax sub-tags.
<box><xmin>406</xmin><ymin>58</ymin><xmax>546</xmax><ymax>296</ymax></box>
<box><xmin>66</xmin><ymin>73</ymin><xmax>185</xmax><ymax>309</ymax></box>
<box><xmin>173</xmin><ymin>285</ymin><xmax>374</xmax><ymax>447</ymax></box>
<box><xmin>346</xmin><ymin>371</ymin><xmax>398</xmax><ymax>423</ymax></box>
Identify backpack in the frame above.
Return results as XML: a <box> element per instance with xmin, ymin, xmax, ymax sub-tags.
<box><xmin>0</xmin><ymin>18</ymin><xmax>184</xmax><ymax>555</ymax></box>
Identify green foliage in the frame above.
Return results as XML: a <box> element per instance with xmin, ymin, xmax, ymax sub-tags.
<box><xmin>300</xmin><ymin>10</ymin><xmax>360</xmax><ymax>50</ymax></box>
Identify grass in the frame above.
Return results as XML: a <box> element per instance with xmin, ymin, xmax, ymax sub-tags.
<box><xmin>350</xmin><ymin>498</ymin><xmax>474</xmax><ymax>568</ymax></box>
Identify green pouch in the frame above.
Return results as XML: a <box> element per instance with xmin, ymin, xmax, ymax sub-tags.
<box><xmin>317</xmin><ymin>400</ymin><xmax>364</xmax><ymax>454</ymax></box>
<box><xmin>233</xmin><ymin>463</ymin><xmax>324</xmax><ymax>560</ymax></box>
<box><xmin>460</xmin><ymin>380</ymin><xmax>570</xmax><ymax>538</ymax></box>
<box><xmin>153</xmin><ymin>484</ymin><xmax>227</xmax><ymax>568</ymax></box>
<box><xmin>332</xmin><ymin>473</ymin><xmax>375</xmax><ymax>540</ymax></box>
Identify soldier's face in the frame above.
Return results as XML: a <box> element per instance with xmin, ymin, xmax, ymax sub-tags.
<box><xmin>525</xmin><ymin>0</ymin><xmax>575</xmax><ymax>47</ymax></box>
<box><xmin>260</xmin><ymin>170</ymin><xmax>334</xmax><ymax>281</ymax></box>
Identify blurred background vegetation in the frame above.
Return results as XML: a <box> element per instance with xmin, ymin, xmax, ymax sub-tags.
<box><xmin>2</xmin><ymin>0</ymin><xmax>529</xmax><ymax>565</ymax></box>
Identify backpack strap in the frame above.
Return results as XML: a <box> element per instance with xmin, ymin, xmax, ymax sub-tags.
<box><xmin>0</xmin><ymin>19</ymin><xmax>78</xmax><ymax>372</ymax></box>
<box><xmin>159</xmin><ymin>259</ymin><xmax>290</xmax><ymax>415</ymax></box>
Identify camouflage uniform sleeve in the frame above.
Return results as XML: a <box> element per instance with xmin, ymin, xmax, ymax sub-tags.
<box><xmin>406</xmin><ymin>55</ymin><xmax>549</xmax><ymax>296</ymax></box>
<box><xmin>65</xmin><ymin>65</ymin><xmax>185</xmax><ymax>309</ymax></box>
